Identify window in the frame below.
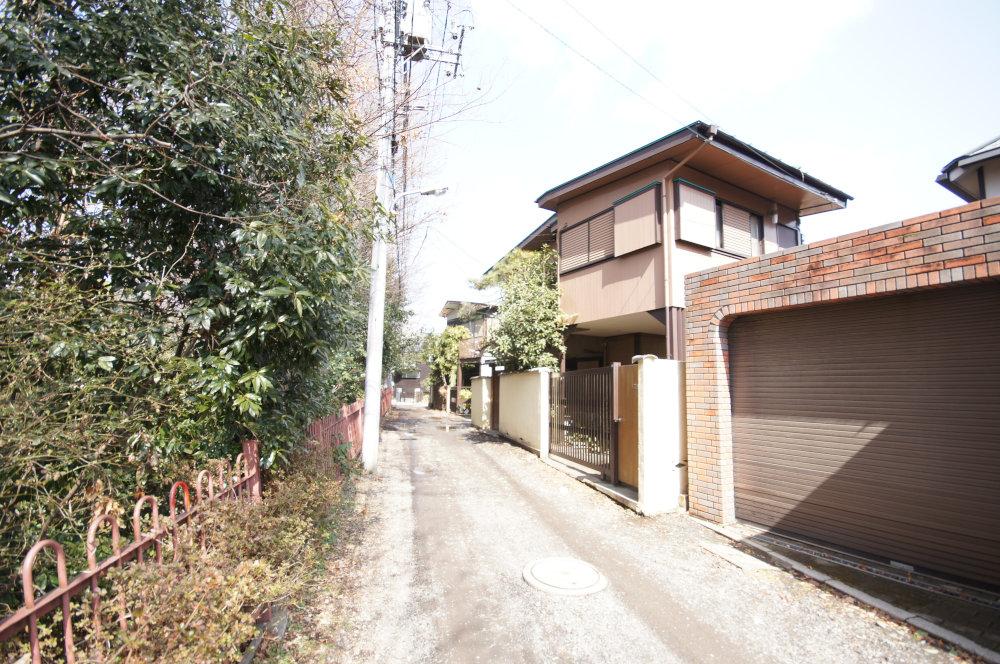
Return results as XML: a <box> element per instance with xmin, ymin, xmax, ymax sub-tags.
<box><xmin>559</xmin><ymin>209</ymin><xmax>615</xmax><ymax>274</ymax></box>
<box><xmin>720</xmin><ymin>203</ymin><xmax>752</xmax><ymax>256</ymax></box>
<box><xmin>677</xmin><ymin>179</ymin><xmax>775</xmax><ymax>257</ymax></box>
<box><xmin>777</xmin><ymin>223</ymin><xmax>799</xmax><ymax>248</ymax></box>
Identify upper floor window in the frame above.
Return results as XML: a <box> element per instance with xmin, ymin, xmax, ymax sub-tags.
<box><xmin>559</xmin><ymin>209</ymin><xmax>614</xmax><ymax>273</ymax></box>
<box><xmin>676</xmin><ymin>179</ymin><xmax>777</xmax><ymax>258</ymax></box>
<box><xmin>776</xmin><ymin>223</ymin><xmax>800</xmax><ymax>248</ymax></box>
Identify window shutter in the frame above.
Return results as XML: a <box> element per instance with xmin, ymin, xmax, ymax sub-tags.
<box><xmin>588</xmin><ymin>209</ymin><xmax>615</xmax><ymax>262</ymax></box>
<box><xmin>560</xmin><ymin>223</ymin><xmax>588</xmax><ymax>272</ymax></box>
<box><xmin>721</xmin><ymin>204</ymin><xmax>752</xmax><ymax>257</ymax></box>
<box><xmin>677</xmin><ymin>182</ymin><xmax>717</xmax><ymax>248</ymax></box>
<box><xmin>614</xmin><ymin>186</ymin><xmax>659</xmax><ymax>256</ymax></box>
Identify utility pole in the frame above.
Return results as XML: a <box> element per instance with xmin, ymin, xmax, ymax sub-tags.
<box><xmin>361</xmin><ymin>0</ymin><xmax>468</xmax><ymax>472</ymax></box>
<box><xmin>361</xmin><ymin>0</ymin><xmax>398</xmax><ymax>473</ymax></box>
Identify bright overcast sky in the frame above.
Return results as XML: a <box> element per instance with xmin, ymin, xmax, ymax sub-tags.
<box><xmin>405</xmin><ymin>0</ymin><xmax>1000</xmax><ymax>331</ymax></box>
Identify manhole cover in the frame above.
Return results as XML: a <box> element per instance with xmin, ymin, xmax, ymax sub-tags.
<box><xmin>522</xmin><ymin>557</ymin><xmax>608</xmax><ymax>596</ymax></box>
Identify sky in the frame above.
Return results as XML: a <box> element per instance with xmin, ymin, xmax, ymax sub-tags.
<box><xmin>404</xmin><ymin>0</ymin><xmax>1000</xmax><ymax>331</ymax></box>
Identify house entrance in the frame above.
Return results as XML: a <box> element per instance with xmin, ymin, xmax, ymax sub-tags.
<box><xmin>549</xmin><ymin>363</ymin><xmax>637</xmax><ymax>485</ymax></box>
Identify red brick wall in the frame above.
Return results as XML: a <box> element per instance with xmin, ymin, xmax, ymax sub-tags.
<box><xmin>683</xmin><ymin>197</ymin><xmax>1000</xmax><ymax>523</ymax></box>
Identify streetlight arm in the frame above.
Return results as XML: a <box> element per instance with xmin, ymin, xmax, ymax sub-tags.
<box><xmin>391</xmin><ymin>186</ymin><xmax>448</xmax><ymax>211</ymax></box>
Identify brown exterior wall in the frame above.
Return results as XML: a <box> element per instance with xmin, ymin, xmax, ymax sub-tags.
<box><xmin>557</xmin><ymin>156</ymin><xmax>800</xmax><ymax>325</ymax></box>
<box><xmin>560</xmin><ymin>246</ymin><xmax>664</xmax><ymax>324</ymax></box>
<box><xmin>683</xmin><ymin>197</ymin><xmax>1000</xmax><ymax>524</ymax></box>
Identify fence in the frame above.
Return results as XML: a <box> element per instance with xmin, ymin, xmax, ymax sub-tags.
<box><xmin>305</xmin><ymin>386</ymin><xmax>393</xmax><ymax>458</ymax></box>
<box><xmin>550</xmin><ymin>364</ymin><xmax>620</xmax><ymax>482</ymax></box>
<box><xmin>0</xmin><ymin>439</ymin><xmax>261</xmax><ymax>664</ymax></box>
<box><xmin>0</xmin><ymin>387</ymin><xmax>392</xmax><ymax>662</ymax></box>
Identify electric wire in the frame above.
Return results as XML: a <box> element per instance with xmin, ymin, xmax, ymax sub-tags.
<box><xmin>500</xmin><ymin>0</ymin><xmax>683</xmax><ymax>124</ymax></box>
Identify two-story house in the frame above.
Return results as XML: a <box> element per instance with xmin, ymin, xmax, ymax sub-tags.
<box><xmin>517</xmin><ymin>121</ymin><xmax>852</xmax><ymax>368</ymax></box>
<box><xmin>437</xmin><ymin>300</ymin><xmax>496</xmax><ymax>409</ymax></box>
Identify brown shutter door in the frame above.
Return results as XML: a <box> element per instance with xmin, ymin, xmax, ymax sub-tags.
<box><xmin>588</xmin><ymin>209</ymin><xmax>615</xmax><ymax>263</ymax></box>
<box><xmin>720</xmin><ymin>204</ymin><xmax>752</xmax><ymax>257</ymax></box>
<box><xmin>729</xmin><ymin>284</ymin><xmax>1000</xmax><ymax>585</ymax></box>
<box><xmin>560</xmin><ymin>223</ymin><xmax>588</xmax><ymax>272</ymax></box>
<box><xmin>614</xmin><ymin>187</ymin><xmax>659</xmax><ymax>256</ymax></box>
<box><xmin>676</xmin><ymin>182</ymin><xmax>716</xmax><ymax>248</ymax></box>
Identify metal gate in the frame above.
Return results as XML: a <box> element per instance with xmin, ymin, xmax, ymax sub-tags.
<box><xmin>550</xmin><ymin>364</ymin><xmax>621</xmax><ymax>483</ymax></box>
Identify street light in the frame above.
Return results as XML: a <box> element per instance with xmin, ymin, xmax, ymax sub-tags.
<box><xmin>361</xmin><ymin>186</ymin><xmax>448</xmax><ymax>472</ymax></box>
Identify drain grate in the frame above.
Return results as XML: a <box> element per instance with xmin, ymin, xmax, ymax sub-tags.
<box><xmin>522</xmin><ymin>557</ymin><xmax>608</xmax><ymax>596</ymax></box>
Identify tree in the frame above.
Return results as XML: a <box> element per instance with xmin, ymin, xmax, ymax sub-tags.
<box><xmin>423</xmin><ymin>326</ymin><xmax>470</xmax><ymax>413</ymax></box>
<box><xmin>475</xmin><ymin>247</ymin><xmax>565</xmax><ymax>372</ymax></box>
<box><xmin>0</xmin><ymin>0</ymin><xmax>376</xmax><ymax>603</ymax></box>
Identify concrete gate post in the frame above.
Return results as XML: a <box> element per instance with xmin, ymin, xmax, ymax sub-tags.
<box><xmin>531</xmin><ymin>367</ymin><xmax>552</xmax><ymax>459</ymax></box>
<box><xmin>635</xmin><ymin>356</ymin><xmax>684</xmax><ymax>515</ymax></box>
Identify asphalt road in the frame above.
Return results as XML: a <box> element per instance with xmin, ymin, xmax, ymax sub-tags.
<box><xmin>334</xmin><ymin>404</ymin><xmax>961</xmax><ymax>664</ymax></box>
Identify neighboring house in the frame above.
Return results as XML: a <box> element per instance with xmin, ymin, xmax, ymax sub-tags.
<box><xmin>513</xmin><ymin>120</ymin><xmax>852</xmax><ymax>369</ymax></box>
<box><xmin>394</xmin><ymin>362</ymin><xmax>429</xmax><ymax>402</ymax></box>
<box><xmin>437</xmin><ymin>300</ymin><xmax>497</xmax><ymax>408</ymax></box>
<box><xmin>937</xmin><ymin>134</ymin><xmax>1000</xmax><ymax>202</ymax></box>
<box><xmin>440</xmin><ymin>300</ymin><xmax>496</xmax><ymax>369</ymax></box>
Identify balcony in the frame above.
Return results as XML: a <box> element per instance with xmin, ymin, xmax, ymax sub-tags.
<box><xmin>459</xmin><ymin>335</ymin><xmax>486</xmax><ymax>360</ymax></box>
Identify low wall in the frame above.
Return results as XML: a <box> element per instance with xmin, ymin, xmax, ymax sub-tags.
<box><xmin>497</xmin><ymin>369</ymin><xmax>550</xmax><ymax>455</ymax></box>
<box><xmin>470</xmin><ymin>376</ymin><xmax>491</xmax><ymax>429</ymax></box>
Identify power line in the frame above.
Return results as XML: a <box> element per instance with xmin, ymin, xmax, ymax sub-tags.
<box><xmin>501</xmin><ymin>0</ymin><xmax>682</xmax><ymax>124</ymax></box>
<box><xmin>555</xmin><ymin>0</ymin><xmax>714</xmax><ymax>123</ymax></box>
<box><xmin>554</xmin><ymin>2</ymin><xmax>809</xmax><ymax>187</ymax></box>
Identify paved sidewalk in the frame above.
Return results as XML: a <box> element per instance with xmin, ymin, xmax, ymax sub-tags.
<box><xmin>330</xmin><ymin>405</ymin><xmax>967</xmax><ymax>663</ymax></box>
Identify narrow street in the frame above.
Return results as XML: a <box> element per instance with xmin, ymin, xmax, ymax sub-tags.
<box><xmin>330</xmin><ymin>405</ymin><xmax>959</xmax><ymax>664</ymax></box>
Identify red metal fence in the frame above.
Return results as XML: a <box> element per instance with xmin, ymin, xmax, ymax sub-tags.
<box><xmin>1</xmin><ymin>388</ymin><xmax>393</xmax><ymax>662</ymax></box>
<box><xmin>0</xmin><ymin>439</ymin><xmax>262</xmax><ymax>663</ymax></box>
<box><xmin>306</xmin><ymin>386</ymin><xmax>393</xmax><ymax>458</ymax></box>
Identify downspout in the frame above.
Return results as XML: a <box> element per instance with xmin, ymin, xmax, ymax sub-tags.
<box><xmin>662</xmin><ymin>124</ymin><xmax>717</xmax><ymax>315</ymax></box>
<box><xmin>659</xmin><ymin>125</ymin><xmax>716</xmax><ymax>512</ymax></box>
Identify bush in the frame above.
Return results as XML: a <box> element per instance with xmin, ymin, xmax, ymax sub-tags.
<box><xmin>0</xmin><ymin>449</ymin><xmax>352</xmax><ymax>663</ymax></box>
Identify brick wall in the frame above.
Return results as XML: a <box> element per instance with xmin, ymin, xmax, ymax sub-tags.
<box><xmin>683</xmin><ymin>197</ymin><xmax>1000</xmax><ymax>524</ymax></box>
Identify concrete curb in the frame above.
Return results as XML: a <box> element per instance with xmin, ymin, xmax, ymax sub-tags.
<box><xmin>539</xmin><ymin>456</ymin><xmax>642</xmax><ymax>514</ymax></box>
<box><xmin>696</xmin><ymin>518</ymin><xmax>1000</xmax><ymax>664</ymax></box>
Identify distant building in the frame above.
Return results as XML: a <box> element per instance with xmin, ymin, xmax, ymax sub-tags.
<box><xmin>937</xmin><ymin>134</ymin><xmax>1000</xmax><ymax>202</ymax></box>
<box><xmin>394</xmin><ymin>362</ymin><xmax>429</xmax><ymax>403</ymax></box>
<box><xmin>437</xmin><ymin>300</ymin><xmax>497</xmax><ymax>411</ymax></box>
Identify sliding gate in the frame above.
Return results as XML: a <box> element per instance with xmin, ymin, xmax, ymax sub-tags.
<box><xmin>549</xmin><ymin>364</ymin><xmax>622</xmax><ymax>483</ymax></box>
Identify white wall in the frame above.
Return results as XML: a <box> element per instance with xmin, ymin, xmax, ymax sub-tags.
<box><xmin>497</xmin><ymin>369</ymin><xmax>550</xmax><ymax>455</ymax></box>
<box><xmin>635</xmin><ymin>356</ymin><xmax>684</xmax><ymax>515</ymax></box>
<box><xmin>470</xmin><ymin>376</ymin><xmax>491</xmax><ymax>429</ymax></box>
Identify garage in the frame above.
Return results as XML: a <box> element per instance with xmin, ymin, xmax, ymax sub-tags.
<box><xmin>728</xmin><ymin>283</ymin><xmax>1000</xmax><ymax>586</ymax></box>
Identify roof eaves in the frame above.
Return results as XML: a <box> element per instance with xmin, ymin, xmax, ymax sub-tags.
<box><xmin>536</xmin><ymin>121</ymin><xmax>852</xmax><ymax>212</ymax></box>
<box><xmin>535</xmin><ymin>121</ymin><xmax>706</xmax><ymax>209</ymax></box>
<box><xmin>935</xmin><ymin>172</ymin><xmax>977</xmax><ymax>203</ymax></box>
<box><xmin>516</xmin><ymin>213</ymin><xmax>557</xmax><ymax>250</ymax></box>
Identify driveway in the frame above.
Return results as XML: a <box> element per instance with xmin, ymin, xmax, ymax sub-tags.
<box><xmin>326</xmin><ymin>404</ymin><xmax>964</xmax><ymax>663</ymax></box>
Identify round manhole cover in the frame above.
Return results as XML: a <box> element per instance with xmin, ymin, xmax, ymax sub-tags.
<box><xmin>522</xmin><ymin>557</ymin><xmax>608</xmax><ymax>596</ymax></box>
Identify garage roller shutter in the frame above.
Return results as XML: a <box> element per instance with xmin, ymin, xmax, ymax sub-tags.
<box><xmin>729</xmin><ymin>284</ymin><xmax>1000</xmax><ymax>585</ymax></box>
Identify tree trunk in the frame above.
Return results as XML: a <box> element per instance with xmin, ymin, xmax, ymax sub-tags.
<box><xmin>444</xmin><ymin>382</ymin><xmax>452</xmax><ymax>413</ymax></box>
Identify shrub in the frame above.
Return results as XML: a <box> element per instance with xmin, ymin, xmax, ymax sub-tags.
<box><xmin>0</xmin><ymin>449</ymin><xmax>351</xmax><ymax>663</ymax></box>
